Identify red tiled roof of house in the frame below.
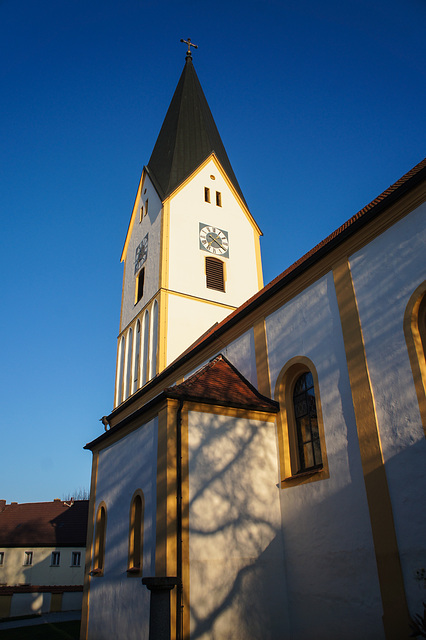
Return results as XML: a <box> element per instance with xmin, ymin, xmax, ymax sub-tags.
<box><xmin>164</xmin><ymin>355</ymin><xmax>279</xmax><ymax>412</ymax></box>
<box><xmin>0</xmin><ymin>500</ymin><xmax>89</xmax><ymax>547</ymax></box>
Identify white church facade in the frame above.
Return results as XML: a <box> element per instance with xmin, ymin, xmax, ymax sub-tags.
<box><xmin>80</xmin><ymin>49</ymin><xmax>426</xmax><ymax>640</ymax></box>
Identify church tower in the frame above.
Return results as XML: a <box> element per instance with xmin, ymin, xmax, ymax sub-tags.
<box><xmin>114</xmin><ymin>46</ymin><xmax>263</xmax><ymax>407</ymax></box>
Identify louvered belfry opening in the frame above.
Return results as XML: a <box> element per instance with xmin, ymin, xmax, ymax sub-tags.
<box><xmin>205</xmin><ymin>256</ymin><xmax>225</xmax><ymax>291</ymax></box>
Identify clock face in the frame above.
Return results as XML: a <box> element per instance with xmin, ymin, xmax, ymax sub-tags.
<box><xmin>135</xmin><ymin>233</ymin><xmax>148</xmax><ymax>274</ymax></box>
<box><xmin>199</xmin><ymin>224</ymin><xmax>229</xmax><ymax>257</ymax></box>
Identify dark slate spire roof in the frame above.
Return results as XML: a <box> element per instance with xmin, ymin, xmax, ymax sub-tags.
<box><xmin>146</xmin><ymin>57</ymin><xmax>247</xmax><ymax>208</ymax></box>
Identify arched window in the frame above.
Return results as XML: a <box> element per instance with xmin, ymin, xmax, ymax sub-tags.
<box><xmin>404</xmin><ymin>284</ymin><xmax>426</xmax><ymax>435</ymax></box>
<box><xmin>132</xmin><ymin>320</ymin><xmax>141</xmax><ymax>394</ymax></box>
<box><xmin>141</xmin><ymin>310</ymin><xmax>150</xmax><ymax>386</ymax></box>
<box><xmin>149</xmin><ymin>300</ymin><xmax>158</xmax><ymax>380</ymax></box>
<box><xmin>116</xmin><ymin>336</ymin><xmax>125</xmax><ymax>406</ymax></box>
<box><xmin>93</xmin><ymin>503</ymin><xmax>107</xmax><ymax>576</ymax></box>
<box><xmin>124</xmin><ymin>327</ymin><xmax>133</xmax><ymax>400</ymax></box>
<box><xmin>293</xmin><ymin>371</ymin><xmax>322</xmax><ymax>471</ymax></box>
<box><xmin>275</xmin><ymin>357</ymin><xmax>329</xmax><ymax>487</ymax></box>
<box><xmin>127</xmin><ymin>491</ymin><xmax>144</xmax><ymax>576</ymax></box>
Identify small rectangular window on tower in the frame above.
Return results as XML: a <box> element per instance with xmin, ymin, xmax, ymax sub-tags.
<box><xmin>139</xmin><ymin>205</ymin><xmax>144</xmax><ymax>222</ymax></box>
<box><xmin>216</xmin><ymin>191</ymin><xmax>222</xmax><ymax>207</ymax></box>
<box><xmin>205</xmin><ymin>256</ymin><xmax>225</xmax><ymax>292</ymax></box>
<box><xmin>144</xmin><ymin>199</ymin><xmax>148</xmax><ymax>216</ymax></box>
<box><xmin>204</xmin><ymin>187</ymin><xmax>211</xmax><ymax>203</ymax></box>
<box><xmin>135</xmin><ymin>268</ymin><xmax>145</xmax><ymax>304</ymax></box>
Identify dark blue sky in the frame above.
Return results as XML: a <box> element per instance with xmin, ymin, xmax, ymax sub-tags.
<box><xmin>1</xmin><ymin>0</ymin><xmax>425</xmax><ymax>502</ymax></box>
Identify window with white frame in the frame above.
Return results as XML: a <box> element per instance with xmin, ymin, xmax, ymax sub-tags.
<box><xmin>51</xmin><ymin>551</ymin><xmax>60</xmax><ymax>566</ymax></box>
<box><xmin>23</xmin><ymin>551</ymin><xmax>33</xmax><ymax>565</ymax></box>
<box><xmin>0</xmin><ymin>552</ymin><xmax>4</xmax><ymax>565</ymax></box>
<box><xmin>71</xmin><ymin>551</ymin><xmax>81</xmax><ymax>567</ymax></box>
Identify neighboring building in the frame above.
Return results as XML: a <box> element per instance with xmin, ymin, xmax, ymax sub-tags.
<box><xmin>81</xmin><ymin>48</ymin><xmax>426</xmax><ymax>640</ymax></box>
<box><xmin>0</xmin><ymin>499</ymin><xmax>89</xmax><ymax>619</ymax></box>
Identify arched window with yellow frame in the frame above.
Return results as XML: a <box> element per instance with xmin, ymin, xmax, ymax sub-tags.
<box><xmin>275</xmin><ymin>357</ymin><xmax>329</xmax><ymax>488</ymax></box>
<box><xmin>92</xmin><ymin>502</ymin><xmax>107</xmax><ymax>576</ymax></box>
<box><xmin>127</xmin><ymin>490</ymin><xmax>144</xmax><ymax>576</ymax></box>
<box><xmin>404</xmin><ymin>282</ymin><xmax>426</xmax><ymax>436</ymax></box>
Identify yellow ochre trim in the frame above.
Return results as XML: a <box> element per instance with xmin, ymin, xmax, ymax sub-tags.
<box><xmin>163</xmin><ymin>153</ymin><xmax>262</xmax><ymax>237</ymax></box>
<box><xmin>121</xmin><ymin>169</ymin><xmax>146</xmax><ymax>263</ymax></box>
<box><xmin>254</xmin><ymin>233</ymin><xmax>264</xmax><ymax>291</ymax></box>
<box><xmin>403</xmin><ymin>280</ymin><xmax>426</xmax><ymax>436</ymax></box>
<box><xmin>80</xmin><ymin>450</ymin><xmax>99</xmax><ymax>640</ymax></box>
<box><xmin>180</xmin><ymin>406</ymin><xmax>191</xmax><ymax>640</ymax></box>
<box><xmin>333</xmin><ymin>259</ymin><xmax>410</xmax><ymax>640</ymax></box>
<box><xmin>160</xmin><ymin>200</ymin><xmax>170</xmax><ymax>291</ymax></box>
<box><xmin>253</xmin><ymin>320</ymin><xmax>271</xmax><ymax>397</ymax></box>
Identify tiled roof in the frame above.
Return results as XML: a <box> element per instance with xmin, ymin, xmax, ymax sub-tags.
<box><xmin>147</xmin><ymin>57</ymin><xmax>247</xmax><ymax>207</ymax></box>
<box><xmin>164</xmin><ymin>355</ymin><xmax>279</xmax><ymax>412</ymax></box>
<box><xmin>0</xmin><ymin>500</ymin><xmax>89</xmax><ymax>547</ymax></box>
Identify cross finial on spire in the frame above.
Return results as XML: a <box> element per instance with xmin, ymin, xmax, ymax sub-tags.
<box><xmin>180</xmin><ymin>37</ymin><xmax>198</xmax><ymax>59</ymax></box>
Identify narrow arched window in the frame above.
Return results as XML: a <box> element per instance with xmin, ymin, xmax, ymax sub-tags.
<box><xmin>404</xmin><ymin>285</ymin><xmax>426</xmax><ymax>435</ymax></box>
<box><xmin>141</xmin><ymin>310</ymin><xmax>150</xmax><ymax>386</ymax></box>
<box><xmin>149</xmin><ymin>300</ymin><xmax>158</xmax><ymax>380</ymax></box>
<box><xmin>127</xmin><ymin>492</ymin><xmax>144</xmax><ymax>576</ymax></box>
<box><xmin>293</xmin><ymin>371</ymin><xmax>322</xmax><ymax>472</ymax></box>
<box><xmin>132</xmin><ymin>320</ymin><xmax>141</xmax><ymax>394</ymax></box>
<box><xmin>124</xmin><ymin>327</ymin><xmax>133</xmax><ymax>400</ymax></box>
<box><xmin>93</xmin><ymin>504</ymin><xmax>107</xmax><ymax>575</ymax></box>
<box><xmin>116</xmin><ymin>336</ymin><xmax>125</xmax><ymax>406</ymax></box>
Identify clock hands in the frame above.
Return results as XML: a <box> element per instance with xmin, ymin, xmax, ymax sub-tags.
<box><xmin>206</xmin><ymin>234</ymin><xmax>226</xmax><ymax>250</ymax></box>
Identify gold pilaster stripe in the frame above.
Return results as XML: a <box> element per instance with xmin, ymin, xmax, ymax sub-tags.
<box><xmin>80</xmin><ymin>451</ymin><xmax>99</xmax><ymax>640</ymax></box>
<box><xmin>333</xmin><ymin>260</ymin><xmax>410</xmax><ymax>640</ymax></box>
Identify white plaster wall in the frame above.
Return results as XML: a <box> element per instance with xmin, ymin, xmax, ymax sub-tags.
<box><xmin>62</xmin><ymin>591</ymin><xmax>83</xmax><ymax>611</ymax></box>
<box><xmin>168</xmin><ymin>159</ymin><xmax>261</xmax><ymax>307</ymax></box>
<box><xmin>222</xmin><ymin>329</ymin><xmax>258</xmax><ymax>388</ymax></box>
<box><xmin>349</xmin><ymin>202</ymin><xmax>426</xmax><ymax>616</ymax></box>
<box><xmin>166</xmin><ymin>294</ymin><xmax>233</xmax><ymax>366</ymax></box>
<box><xmin>188</xmin><ymin>410</ymin><xmax>289</xmax><ymax>640</ymax></box>
<box><xmin>0</xmin><ymin>547</ymin><xmax>85</xmax><ymax>586</ymax></box>
<box><xmin>87</xmin><ymin>418</ymin><xmax>158</xmax><ymax>640</ymax></box>
<box><xmin>121</xmin><ymin>174</ymin><xmax>163</xmax><ymax>331</ymax></box>
<box><xmin>265</xmin><ymin>272</ymin><xmax>385</xmax><ymax>639</ymax></box>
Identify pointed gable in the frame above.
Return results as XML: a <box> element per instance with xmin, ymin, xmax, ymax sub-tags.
<box><xmin>147</xmin><ymin>57</ymin><xmax>247</xmax><ymax>208</ymax></box>
<box><xmin>164</xmin><ymin>355</ymin><xmax>279</xmax><ymax>412</ymax></box>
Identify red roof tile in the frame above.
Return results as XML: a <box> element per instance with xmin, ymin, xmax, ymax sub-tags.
<box><xmin>0</xmin><ymin>500</ymin><xmax>89</xmax><ymax>547</ymax></box>
<box><xmin>164</xmin><ymin>355</ymin><xmax>279</xmax><ymax>412</ymax></box>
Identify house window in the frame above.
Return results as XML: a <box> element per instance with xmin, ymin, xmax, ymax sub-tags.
<box><xmin>216</xmin><ymin>191</ymin><xmax>222</xmax><ymax>207</ymax></box>
<box><xmin>205</xmin><ymin>256</ymin><xmax>225</xmax><ymax>292</ymax></box>
<box><xmin>93</xmin><ymin>504</ymin><xmax>107</xmax><ymax>576</ymax></box>
<box><xmin>71</xmin><ymin>551</ymin><xmax>81</xmax><ymax>567</ymax></box>
<box><xmin>128</xmin><ymin>491</ymin><xmax>144</xmax><ymax>576</ymax></box>
<box><xmin>204</xmin><ymin>187</ymin><xmax>211</xmax><ymax>203</ymax></box>
<box><xmin>136</xmin><ymin>268</ymin><xmax>145</xmax><ymax>304</ymax></box>
<box><xmin>51</xmin><ymin>551</ymin><xmax>60</xmax><ymax>567</ymax></box>
<box><xmin>23</xmin><ymin>551</ymin><xmax>33</xmax><ymax>566</ymax></box>
<box><xmin>293</xmin><ymin>372</ymin><xmax>322</xmax><ymax>471</ymax></box>
<box><xmin>0</xmin><ymin>552</ymin><xmax>4</xmax><ymax>565</ymax></box>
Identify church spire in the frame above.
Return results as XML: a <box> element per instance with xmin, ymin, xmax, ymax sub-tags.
<box><xmin>146</xmin><ymin>53</ymin><xmax>247</xmax><ymax>208</ymax></box>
